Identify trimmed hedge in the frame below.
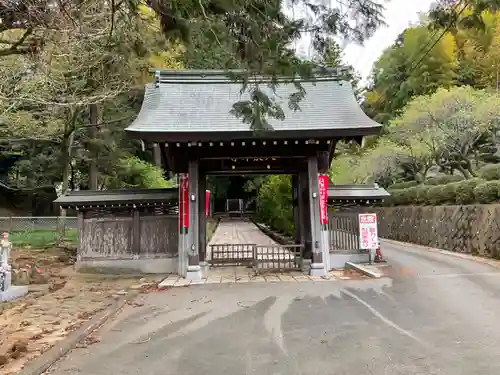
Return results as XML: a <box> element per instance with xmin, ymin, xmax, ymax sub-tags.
<box><xmin>478</xmin><ymin>164</ymin><xmax>500</xmax><ymax>181</ymax></box>
<box><xmin>390</xmin><ymin>181</ymin><xmax>419</xmax><ymax>189</ymax></box>
<box><xmin>474</xmin><ymin>181</ymin><xmax>500</xmax><ymax>203</ymax></box>
<box><xmin>384</xmin><ymin>178</ymin><xmax>500</xmax><ymax>206</ymax></box>
<box><xmin>455</xmin><ymin>178</ymin><xmax>484</xmax><ymax>204</ymax></box>
<box><xmin>423</xmin><ymin>175</ymin><xmax>464</xmax><ymax>185</ymax></box>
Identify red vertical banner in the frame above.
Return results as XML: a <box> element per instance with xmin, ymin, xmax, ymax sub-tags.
<box><xmin>179</xmin><ymin>174</ymin><xmax>189</xmax><ymax>230</ymax></box>
<box><xmin>318</xmin><ymin>174</ymin><xmax>328</xmax><ymax>225</ymax></box>
<box><xmin>178</xmin><ymin>175</ymin><xmax>184</xmax><ymax>231</ymax></box>
<box><xmin>205</xmin><ymin>190</ymin><xmax>210</xmax><ymax>217</ymax></box>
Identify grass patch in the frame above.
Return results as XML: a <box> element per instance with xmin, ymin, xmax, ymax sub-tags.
<box><xmin>9</xmin><ymin>229</ymin><xmax>77</xmax><ymax>248</ymax></box>
<box><xmin>206</xmin><ymin>217</ymin><xmax>220</xmax><ymax>243</ymax></box>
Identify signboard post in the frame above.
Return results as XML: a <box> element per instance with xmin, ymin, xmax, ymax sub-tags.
<box><xmin>358</xmin><ymin>213</ymin><xmax>378</xmax><ymax>264</ymax></box>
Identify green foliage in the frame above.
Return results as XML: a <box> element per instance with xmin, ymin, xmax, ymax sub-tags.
<box><xmin>0</xmin><ymin>1</ymin><xmax>186</xmax><ymax>194</ymax></box>
<box><xmin>426</xmin><ymin>185</ymin><xmax>446</xmax><ymax>205</ymax></box>
<box><xmin>10</xmin><ymin>229</ymin><xmax>77</xmax><ymax>248</ymax></box>
<box><xmin>478</xmin><ymin>163</ymin><xmax>500</xmax><ymax>180</ymax></box>
<box><xmin>329</xmin><ymin>138</ymin><xmax>409</xmax><ymax>187</ymax></box>
<box><xmin>363</xmin><ymin>24</ymin><xmax>457</xmax><ymax>122</ymax></box>
<box><xmin>386</xmin><ymin>177</ymin><xmax>495</xmax><ymax>206</ymax></box>
<box><xmin>414</xmin><ymin>185</ymin><xmax>431</xmax><ymax>204</ymax></box>
<box><xmin>330</xmin><ymin>6</ymin><xmax>500</xmax><ymax>199</ymax></box>
<box><xmin>389</xmin><ymin>181</ymin><xmax>419</xmax><ymax>189</ymax></box>
<box><xmin>336</xmin><ymin>84</ymin><xmax>500</xmax><ymax>192</ymax></box>
<box><xmin>255</xmin><ymin>175</ymin><xmax>294</xmax><ymax>236</ymax></box>
<box><xmin>454</xmin><ymin>178</ymin><xmax>486</xmax><ymax>204</ymax></box>
<box><xmin>104</xmin><ymin>156</ymin><xmax>174</xmax><ymax>189</ymax></box>
<box><xmin>473</xmin><ymin>180</ymin><xmax>500</xmax><ymax>203</ymax></box>
<box><xmin>425</xmin><ymin>175</ymin><xmax>465</xmax><ymax>185</ymax></box>
<box><xmin>440</xmin><ymin>182</ymin><xmax>460</xmax><ymax>203</ymax></box>
<box><xmin>389</xmin><ymin>189</ymin><xmax>413</xmax><ymax>206</ymax></box>
<box><xmin>424</xmin><ymin>183</ymin><xmax>457</xmax><ymax>205</ymax></box>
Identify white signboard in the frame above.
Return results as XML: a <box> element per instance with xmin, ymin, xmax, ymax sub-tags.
<box><xmin>358</xmin><ymin>213</ymin><xmax>378</xmax><ymax>250</ymax></box>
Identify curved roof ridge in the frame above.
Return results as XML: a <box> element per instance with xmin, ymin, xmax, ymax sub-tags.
<box><xmin>152</xmin><ymin>68</ymin><xmax>349</xmax><ymax>84</ymax></box>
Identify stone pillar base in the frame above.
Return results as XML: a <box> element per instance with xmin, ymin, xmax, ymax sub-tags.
<box><xmin>301</xmin><ymin>258</ymin><xmax>312</xmax><ymax>274</ymax></box>
<box><xmin>199</xmin><ymin>261</ymin><xmax>209</xmax><ymax>278</ymax></box>
<box><xmin>1</xmin><ymin>269</ymin><xmax>12</xmax><ymax>290</ymax></box>
<box><xmin>309</xmin><ymin>263</ymin><xmax>327</xmax><ymax>277</ymax></box>
<box><xmin>0</xmin><ymin>285</ymin><xmax>28</xmax><ymax>302</ymax></box>
<box><xmin>186</xmin><ymin>265</ymin><xmax>202</xmax><ymax>282</ymax></box>
<box><xmin>321</xmin><ymin>230</ymin><xmax>331</xmax><ymax>271</ymax></box>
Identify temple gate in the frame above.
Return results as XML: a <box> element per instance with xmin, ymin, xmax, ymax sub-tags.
<box><xmin>123</xmin><ymin>69</ymin><xmax>382</xmax><ymax>281</ymax></box>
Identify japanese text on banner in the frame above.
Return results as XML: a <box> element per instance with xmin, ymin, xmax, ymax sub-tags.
<box><xmin>179</xmin><ymin>174</ymin><xmax>189</xmax><ymax>229</ymax></box>
<box><xmin>318</xmin><ymin>175</ymin><xmax>328</xmax><ymax>225</ymax></box>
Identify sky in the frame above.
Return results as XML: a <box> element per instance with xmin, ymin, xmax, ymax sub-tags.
<box><xmin>290</xmin><ymin>0</ymin><xmax>436</xmax><ymax>83</ymax></box>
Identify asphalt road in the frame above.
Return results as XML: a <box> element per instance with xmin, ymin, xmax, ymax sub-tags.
<box><xmin>47</xmin><ymin>240</ymin><xmax>500</xmax><ymax>375</ymax></box>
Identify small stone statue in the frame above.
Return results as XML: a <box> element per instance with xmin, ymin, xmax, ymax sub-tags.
<box><xmin>0</xmin><ymin>232</ymin><xmax>27</xmax><ymax>301</ymax></box>
<box><xmin>0</xmin><ymin>233</ymin><xmax>12</xmax><ymax>292</ymax></box>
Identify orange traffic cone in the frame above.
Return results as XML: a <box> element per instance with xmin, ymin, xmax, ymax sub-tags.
<box><xmin>374</xmin><ymin>246</ymin><xmax>386</xmax><ymax>263</ymax></box>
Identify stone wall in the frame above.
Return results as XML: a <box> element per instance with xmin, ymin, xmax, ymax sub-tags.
<box><xmin>371</xmin><ymin>205</ymin><xmax>500</xmax><ymax>258</ymax></box>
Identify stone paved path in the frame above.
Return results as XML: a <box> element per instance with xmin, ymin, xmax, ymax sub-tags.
<box><xmin>158</xmin><ymin>268</ymin><xmax>369</xmax><ymax>287</ymax></box>
<box><xmin>208</xmin><ymin>217</ymin><xmax>277</xmax><ymax>246</ymax></box>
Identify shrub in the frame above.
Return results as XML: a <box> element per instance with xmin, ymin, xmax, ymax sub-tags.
<box><xmin>426</xmin><ymin>185</ymin><xmax>446</xmax><ymax>205</ymax></box>
<box><xmin>425</xmin><ymin>183</ymin><xmax>457</xmax><ymax>205</ymax></box>
<box><xmin>390</xmin><ymin>189</ymin><xmax>412</xmax><ymax>205</ymax></box>
<box><xmin>454</xmin><ymin>178</ymin><xmax>485</xmax><ymax>204</ymax></box>
<box><xmin>390</xmin><ymin>181</ymin><xmax>419</xmax><ymax>190</ymax></box>
<box><xmin>478</xmin><ymin>164</ymin><xmax>500</xmax><ymax>181</ymax></box>
<box><xmin>413</xmin><ymin>185</ymin><xmax>430</xmax><ymax>205</ymax></box>
<box><xmin>425</xmin><ymin>175</ymin><xmax>464</xmax><ymax>186</ymax></box>
<box><xmin>256</xmin><ymin>175</ymin><xmax>294</xmax><ymax>236</ymax></box>
<box><xmin>440</xmin><ymin>182</ymin><xmax>458</xmax><ymax>203</ymax></box>
<box><xmin>404</xmin><ymin>186</ymin><xmax>420</xmax><ymax>204</ymax></box>
<box><xmin>387</xmin><ymin>189</ymin><xmax>400</xmax><ymax>205</ymax></box>
<box><xmin>473</xmin><ymin>181</ymin><xmax>500</xmax><ymax>204</ymax></box>
<box><xmin>105</xmin><ymin>156</ymin><xmax>175</xmax><ymax>189</ymax></box>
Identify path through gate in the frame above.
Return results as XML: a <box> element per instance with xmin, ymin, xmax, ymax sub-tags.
<box><xmin>208</xmin><ymin>243</ymin><xmax>304</xmax><ymax>272</ymax></box>
<box><xmin>207</xmin><ymin>218</ymin><xmax>303</xmax><ymax>272</ymax></box>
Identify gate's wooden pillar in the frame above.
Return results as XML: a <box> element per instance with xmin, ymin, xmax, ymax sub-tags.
<box><xmin>198</xmin><ymin>170</ymin><xmax>208</xmax><ymax>276</ymax></box>
<box><xmin>186</xmin><ymin>159</ymin><xmax>202</xmax><ymax>281</ymax></box>
<box><xmin>298</xmin><ymin>166</ymin><xmax>311</xmax><ymax>260</ymax></box>
<box><xmin>292</xmin><ymin>174</ymin><xmax>301</xmax><ymax>245</ymax></box>
<box><xmin>306</xmin><ymin>156</ymin><xmax>327</xmax><ymax>277</ymax></box>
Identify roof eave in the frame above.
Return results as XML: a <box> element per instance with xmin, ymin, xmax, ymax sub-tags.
<box><xmin>53</xmin><ymin>189</ymin><xmax>179</xmax><ymax>208</ymax></box>
<box><xmin>125</xmin><ymin>127</ymin><xmax>381</xmax><ymax>142</ymax></box>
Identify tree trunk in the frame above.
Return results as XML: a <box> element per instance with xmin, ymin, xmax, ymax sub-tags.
<box><xmin>465</xmin><ymin>159</ymin><xmax>476</xmax><ymax>177</ymax></box>
<box><xmin>58</xmin><ymin>109</ymin><xmax>78</xmax><ymax>243</ymax></box>
<box><xmin>88</xmin><ymin>104</ymin><xmax>100</xmax><ymax>190</ymax></box>
<box><xmin>456</xmin><ymin>164</ymin><xmax>471</xmax><ymax>179</ymax></box>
